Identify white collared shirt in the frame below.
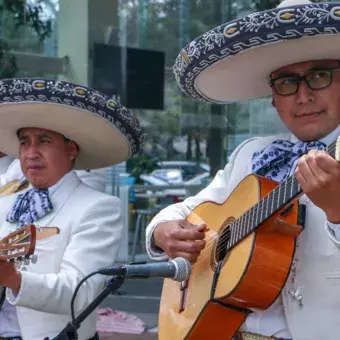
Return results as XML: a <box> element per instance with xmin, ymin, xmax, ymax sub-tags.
<box><xmin>145</xmin><ymin>125</ymin><xmax>340</xmax><ymax>338</ymax></box>
<box><xmin>242</xmin><ymin>125</ymin><xmax>340</xmax><ymax>338</ymax></box>
<box><xmin>0</xmin><ymin>171</ymin><xmax>74</xmax><ymax>337</ymax></box>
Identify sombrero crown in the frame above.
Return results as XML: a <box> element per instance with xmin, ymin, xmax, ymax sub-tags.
<box><xmin>174</xmin><ymin>0</ymin><xmax>340</xmax><ymax>103</ymax></box>
<box><xmin>0</xmin><ymin>78</ymin><xmax>146</xmax><ymax>170</ymax></box>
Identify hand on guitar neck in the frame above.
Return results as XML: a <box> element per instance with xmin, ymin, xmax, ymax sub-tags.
<box><xmin>0</xmin><ymin>258</ymin><xmax>22</xmax><ymax>293</ymax></box>
<box><xmin>153</xmin><ymin>220</ymin><xmax>209</xmax><ymax>262</ymax></box>
<box><xmin>295</xmin><ymin>149</ymin><xmax>340</xmax><ymax>223</ymax></box>
<box><xmin>0</xmin><ymin>225</ymin><xmax>59</xmax><ymax>293</ymax></box>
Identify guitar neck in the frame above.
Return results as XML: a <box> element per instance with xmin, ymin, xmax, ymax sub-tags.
<box><xmin>227</xmin><ymin>136</ymin><xmax>340</xmax><ymax>250</ymax></box>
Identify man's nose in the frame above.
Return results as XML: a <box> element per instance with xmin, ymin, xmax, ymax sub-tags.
<box><xmin>24</xmin><ymin>144</ymin><xmax>40</xmax><ymax>158</ymax></box>
<box><xmin>296</xmin><ymin>80</ymin><xmax>314</xmax><ymax>104</ymax></box>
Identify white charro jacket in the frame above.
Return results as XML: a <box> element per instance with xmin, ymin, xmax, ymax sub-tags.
<box><xmin>146</xmin><ymin>129</ymin><xmax>340</xmax><ymax>340</ymax></box>
<box><xmin>0</xmin><ymin>171</ymin><xmax>123</xmax><ymax>340</ymax></box>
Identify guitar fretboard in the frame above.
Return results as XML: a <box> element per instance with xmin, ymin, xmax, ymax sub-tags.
<box><xmin>225</xmin><ymin>137</ymin><xmax>339</xmax><ymax>252</ymax></box>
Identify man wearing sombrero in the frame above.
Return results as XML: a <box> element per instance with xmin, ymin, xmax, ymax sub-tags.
<box><xmin>0</xmin><ymin>78</ymin><xmax>145</xmax><ymax>340</ymax></box>
<box><xmin>0</xmin><ymin>154</ymin><xmax>110</xmax><ymax>194</ymax></box>
<box><xmin>146</xmin><ymin>0</ymin><xmax>340</xmax><ymax>339</ymax></box>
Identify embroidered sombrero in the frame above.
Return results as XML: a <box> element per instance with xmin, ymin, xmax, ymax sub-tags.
<box><xmin>174</xmin><ymin>0</ymin><xmax>340</xmax><ymax>103</ymax></box>
<box><xmin>0</xmin><ymin>78</ymin><xmax>146</xmax><ymax>169</ymax></box>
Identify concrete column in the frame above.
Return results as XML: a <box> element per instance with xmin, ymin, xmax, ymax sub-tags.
<box><xmin>58</xmin><ymin>0</ymin><xmax>118</xmax><ymax>86</ymax></box>
<box><xmin>58</xmin><ymin>1</ymin><xmax>129</xmax><ymax>263</ymax></box>
<box><xmin>58</xmin><ymin>0</ymin><xmax>89</xmax><ymax>85</ymax></box>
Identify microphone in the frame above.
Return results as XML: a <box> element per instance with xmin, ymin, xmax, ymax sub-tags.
<box><xmin>97</xmin><ymin>257</ymin><xmax>191</xmax><ymax>282</ymax></box>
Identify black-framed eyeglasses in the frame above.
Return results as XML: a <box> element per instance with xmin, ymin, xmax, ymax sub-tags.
<box><xmin>269</xmin><ymin>67</ymin><xmax>340</xmax><ymax>96</ymax></box>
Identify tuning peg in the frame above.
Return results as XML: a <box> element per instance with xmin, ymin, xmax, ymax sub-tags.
<box><xmin>30</xmin><ymin>254</ymin><xmax>38</xmax><ymax>264</ymax></box>
<box><xmin>24</xmin><ymin>258</ymin><xmax>30</xmax><ymax>265</ymax></box>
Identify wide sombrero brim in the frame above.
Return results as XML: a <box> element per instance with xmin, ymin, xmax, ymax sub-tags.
<box><xmin>173</xmin><ymin>2</ymin><xmax>340</xmax><ymax>103</ymax></box>
<box><xmin>0</xmin><ymin>79</ymin><xmax>146</xmax><ymax>170</ymax></box>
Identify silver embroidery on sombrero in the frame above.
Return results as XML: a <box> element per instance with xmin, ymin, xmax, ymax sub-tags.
<box><xmin>0</xmin><ymin>78</ymin><xmax>147</xmax><ymax>155</ymax></box>
<box><xmin>173</xmin><ymin>3</ymin><xmax>340</xmax><ymax>102</ymax></box>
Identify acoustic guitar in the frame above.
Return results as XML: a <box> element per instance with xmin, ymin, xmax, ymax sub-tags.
<box><xmin>0</xmin><ymin>179</ymin><xmax>29</xmax><ymax>197</ymax></box>
<box><xmin>159</xmin><ymin>136</ymin><xmax>340</xmax><ymax>340</ymax></box>
<box><xmin>0</xmin><ymin>225</ymin><xmax>60</xmax><ymax>306</ymax></box>
<box><xmin>0</xmin><ymin>224</ymin><xmax>60</xmax><ymax>263</ymax></box>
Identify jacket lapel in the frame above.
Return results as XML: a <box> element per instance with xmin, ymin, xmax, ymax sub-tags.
<box><xmin>34</xmin><ymin>171</ymin><xmax>81</xmax><ymax>227</ymax></box>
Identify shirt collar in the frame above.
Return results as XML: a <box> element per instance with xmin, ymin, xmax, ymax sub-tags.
<box><xmin>290</xmin><ymin>125</ymin><xmax>340</xmax><ymax>146</ymax></box>
<box><xmin>47</xmin><ymin>170</ymin><xmax>74</xmax><ymax>197</ymax></box>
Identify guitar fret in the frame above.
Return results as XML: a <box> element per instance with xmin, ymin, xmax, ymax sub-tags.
<box><xmin>235</xmin><ymin>219</ymin><xmax>240</xmax><ymax>244</ymax></box>
<box><xmin>235</xmin><ymin>222</ymin><xmax>239</xmax><ymax>245</ymax></box>
<box><xmin>283</xmin><ymin>180</ymin><xmax>287</xmax><ymax>204</ymax></box>
<box><xmin>235</xmin><ymin>217</ymin><xmax>240</xmax><ymax>242</ymax></box>
<box><xmin>260</xmin><ymin>199</ymin><xmax>264</xmax><ymax>222</ymax></box>
<box><xmin>270</xmin><ymin>191</ymin><xmax>274</xmax><ymax>215</ymax></box>
<box><xmin>231</xmin><ymin>220</ymin><xmax>237</xmax><ymax>246</ymax></box>
<box><xmin>249</xmin><ymin>208</ymin><xmax>254</xmax><ymax>232</ymax></box>
<box><xmin>277</xmin><ymin>185</ymin><xmax>281</xmax><ymax>209</ymax></box>
<box><xmin>294</xmin><ymin>178</ymin><xmax>297</xmax><ymax>194</ymax></box>
<box><xmin>265</xmin><ymin>195</ymin><xmax>269</xmax><ymax>219</ymax></box>
<box><xmin>235</xmin><ymin>219</ymin><xmax>241</xmax><ymax>244</ymax></box>
<box><xmin>240</xmin><ymin>215</ymin><xmax>245</xmax><ymax>240</ymax></box>
<box><xmin>255</xmin><ymin>203</ymin><xmax>259</xmax><ymax>226</ymax></box>
<box><xmin>280</xmin><ymin>183</ymin><xmax>285</xmax><ymax>207</ymax></box>
<box><xmin>242</xmin><ymin>212</ymin><xmax>247</xmax><ymax>238</ymax></box>
<box><xmin>236</xmin><ymin>216</ymin><xmax>243</xmax><ymax>241</ymax></box>
<box><xmin>228</xmin><ymin>224</ymin><xmax>234</xmax><ymax>248</ymax></box>
<box><xmin>231</xmin><ymin>221</ymin><xmax>235</xmax><ymax>246</ymax></box>
<box><xmin>237</xmin><ymin>216</ymin><xmax>241</xmax><ymax>243</ymax></box>
<box><xmin>290</xmin><ymin>177</ymin><xmax>294</xmax><ymax>198</ymax></box>
<box><xmin>245</xmin><ymin>212</ymin><xmax>249</xmax><ymax>235</ymax></box>
<box><xmin>241</xmin><ymin>215</ymin><xmax>245</xmax><ymax>240</ymax></box>
<box><xmin>249</xmin><ymin>207</ymin><xmax>254</xmax><ymax>231</ymax></box>
<box><xmin>242</xmin><ymin>214</ymin><xmax>246</xmax><ymax>239</ymax></box>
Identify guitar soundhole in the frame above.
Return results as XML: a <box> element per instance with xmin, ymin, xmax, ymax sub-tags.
<box><xmin>215</xmin><ymin>222</ymin><xmax>232</xmax><ymax>263</ymax></box>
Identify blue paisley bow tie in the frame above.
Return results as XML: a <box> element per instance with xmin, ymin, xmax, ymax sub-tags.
<box><xmin>252</xmin><ymin>139</ymin><xmax>326</xmax><ymax>182</ymax></box>
<box><xmin>6</xmin><ymin>188</ymin><xmax>53</xmax><ymax>227</ymax></box>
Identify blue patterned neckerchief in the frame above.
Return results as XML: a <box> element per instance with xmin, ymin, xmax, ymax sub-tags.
<box><xmin>252</xmin><ymin>139</ymin><xmax>326</xmax><ymax>182</ymax></box>
<box><xmin>6</xmin><ymin>187</ymin><xmax>53</xmax><ymax>227</ymax></box>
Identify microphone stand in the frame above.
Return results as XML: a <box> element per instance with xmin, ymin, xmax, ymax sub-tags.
<box><xmin>45</xmin><ymin>275</ymin><xmax>125</xmax><ymax>340</ymax></box>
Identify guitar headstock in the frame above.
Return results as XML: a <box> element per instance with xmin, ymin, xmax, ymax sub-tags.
<box><xmin>0</xmin><ymin>225</ymin><xmax>60</xmax><ymax>264</ymax></box>
<box><xmin>0</xmin><ymin>225</ymin><xmax>36</xmax><ymax>263</ymax></box>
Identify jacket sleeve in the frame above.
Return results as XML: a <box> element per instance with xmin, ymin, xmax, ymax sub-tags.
<box><xmin>145</xmin><ymin>137</ymin><xmax>260</xmax><ymax>261</ymax></box>
<box><xmin>75</xmin><ymin>168</ymin><xmax>108</xmax><ymax>193</ymax></box>
<box><xmin>325</xmin><ymin>221</ymin><xmax>340</xmax><ymax>249</ymax></box>
<box><xmin>0</xmin><ymin>159</ymin><xmax>26</xmax><ymax>186</ymax></box>
<box><xmin>7</xmin><ymin>196</ymin><xmax>123</xmax><ymax>315</ymax></box>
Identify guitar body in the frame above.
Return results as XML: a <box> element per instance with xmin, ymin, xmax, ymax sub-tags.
<box><xmin>159</xmin><ymin>174</ymin><xmax>303</xmax><ymax>340</ymax></box>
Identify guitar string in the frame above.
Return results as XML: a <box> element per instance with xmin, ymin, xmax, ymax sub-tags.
<box><xmin>196</xmin><ymin>170</ymin><xmax>298</xmax><ymax>262</ymax></box>
<box><xmin>211</xmin><ymin>142</ymin><xmax>339</xmax><ymax>253</ymax></box>
<box><xmin>196</xmin><ymin>142</ymin><xmax>339</xmax><ymax>265</ymax></box>
<box><xmin>194</xmin><ymin>142</ymin><xmax>338</xmax><ymax>265</ymax></box>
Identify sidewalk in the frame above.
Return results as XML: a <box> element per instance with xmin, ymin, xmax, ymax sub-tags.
<box><xmin>98</xmin><ymin>277</ymin><xmax>162</xmax><ymax>340</ymax></box>
<box><xmin>99</xmin><ymin>332</ymin><xmax>157</xmax><ymax>340</ymax></box>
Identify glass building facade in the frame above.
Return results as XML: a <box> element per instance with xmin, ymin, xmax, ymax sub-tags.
<box><xmin>1</xmin><ymin>0</ymin><xmax>294</xmax><ymax>261</ymax></box>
